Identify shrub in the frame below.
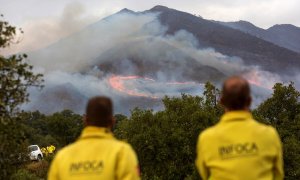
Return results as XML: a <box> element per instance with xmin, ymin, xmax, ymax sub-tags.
<box><xmin>10</xmin><ymin>169</ymin><xmax>39</xmax><ymax>180</ymax></box>
<box><xmin>26</xmin><ymin>160</ymin><xmax>49</xmax><ymax>178</ymax></box>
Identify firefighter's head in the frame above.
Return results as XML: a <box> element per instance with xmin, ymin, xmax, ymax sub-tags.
<box><xmin>220</xmin><ymin>76</ymin><xmax>251</xmax><ymax>111</ymax></box>
<box><xmin>84</xmin><ymin>96</ymin><xmax>114</xmax><ymax>128</ymax></box>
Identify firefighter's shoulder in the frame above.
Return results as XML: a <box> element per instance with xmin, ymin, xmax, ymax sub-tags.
<box><xmin>115</xmin><ymin>139</ymin><xmax>138</xmax><ymax>155</ymax></box>
<box><xmin>51</xmin><ymin>142</ymin><xmax>77</xmax><ymax>162</ymax></box>
<box><xmin>251</xmin><ymin>121</ymin><xmax>281</xmax><ymax>143</ymax></box>
<box><xmin>198</xmin><ymin>124</ymin><xmax>220</xmax><ymax>141</ymax></box>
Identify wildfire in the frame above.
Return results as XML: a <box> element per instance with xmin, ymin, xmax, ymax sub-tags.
<box><xmin>108</xmin><ymin>75</ymin><xmax>202</xmax><ymax>99</ymax></box>
<box><xmin>108</xmin><ymin>75</ymin><xmax>158</xmax><ymax>99</ymax></box>
<box><xmin>247</xmin><ymin>79</ymin><xmax>263</xmax><ymax>88</ymax></box>
<box><xmin>243</xmin><ymin>70</ymin><xmax>275</xmax><ymax>90</ymax></box>
<box><xmin>108</xmin><ymin>72</ymin><xmax>273</xmax><ymax>99</ymax></box>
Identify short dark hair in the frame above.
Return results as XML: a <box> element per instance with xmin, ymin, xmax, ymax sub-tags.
<box><xmin>85</xmin><ymin>96</ymin><xmax>113</xmax><ymax>127</ymax></box>
<box><xmin>221</xmin><ymin>76</ymin><xmax>251</xmax><ymax>110</ymax></box>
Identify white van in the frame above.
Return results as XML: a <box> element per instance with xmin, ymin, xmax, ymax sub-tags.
<box><xmin>28</xmin><ymin>145</ymin><xmax>43</xmax><ymax>161</ymax></box>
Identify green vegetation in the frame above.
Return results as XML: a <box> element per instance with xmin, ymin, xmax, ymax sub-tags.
<box><xmin>0</xmin><ymin>14</ymin><xmax>43</xmax><ymax>179</ymax></box>
<box><xmin>254</xmin><ymin>83</ymin><xmax>300</xmax><ymax>178</ymax></box>
<box><xmin>113</xmin><ymin>84</ymin><xmax>223</xmax><ymax>179</ymax></box>
<box><xmin>7</xmin><ymin>82</ymin><xmax>299</xmax><ymax>180</ymax></box>
<box><xmin>114</xmin><ymin>83</ymin><xmax>300</xmax><ymax>180</ymax></box>
<box><xmin>1</xmin><ymin>15</ymin><xmax>299</xmax><ymax>180</ymax></box>
<box><xmin>4</xmin><ymin>110</ymin><xmax>83</xmax><ymax>179</ymax></box>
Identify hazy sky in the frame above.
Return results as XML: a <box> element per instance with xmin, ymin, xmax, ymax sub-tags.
<box><xmin>1</xmin><ymin>0</ymin><xmax>299</xmax><ymax>54</ymax></box>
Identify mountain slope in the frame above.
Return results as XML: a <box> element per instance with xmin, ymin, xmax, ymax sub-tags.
<box><xmin>95</xmin><ymin>37</ymin><xmax>225</xmax><ymax>82</ymax></box>
<box><xmin>25</xmin><ymin>83</ymin><xmax>87</xmax><ymax>114</ymax></box>
<box><xmin>29</xmin><ymin>5</ymin><xmax>300</xmax><ymax>75</ymax></box>
<box><xmin>267</xmin><ymin>24</ymin><xmax>300</xmax><ymax>53</ymax></box>
<box><xmin>24</xmin><ymin>5</ymin><xmax>300</xmax><ymax>114</ymax></box>
<box><xmin>220</xmin><ymin>20</ymin><xmax>300</xmax><ymax>53</ymax></box>
<box><xmin>148</xmin><ymin>5</ymin><xmax>300</xmax><ymax>74</ymax></box>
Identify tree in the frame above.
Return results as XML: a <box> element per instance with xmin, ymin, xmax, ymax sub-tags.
<box><xmin>113</xmin><ymin>114</ymin><xmax>128</xmax><ymax>130</ymax></box>
<box><xmin>203</xmin><ymin>82</ymin><xmax>223</xmax><ymax>119</ymax></box>
<box><xmin>115</xmin><ymin>93</ymin><xmax>220</xmax><ymax>179</ymax></box>
<box><xmin>0</xmin><ymin>15</ymin><xmax>43</xmax><ymax>178</ymax></box>
<box><xmin>115</xmin><ymin>82</ymin><xmax>300</xmax><ymax>179</ymax></box>
<box><xmin>254</xmin><ymin>83</ymin><xmax>300</xmax><ymax>179</ymax></box>
<box><xmin>254</xmin><ymin>82</ymin><xmax>300</xmax><ymax>125</ymax></box>
<box><xmin>203</xmin><ymin>82</ymin><xmax>219</xmax><ymax>108</ymax></box>
<box><xmin>46</xmin><ymin>110</ymin><xmax>83</xmax><ymax>147</ymax></box>
<box><xmin>18</xmin><ymin>111</ymin><xmax>47</xmax><ymax>135</ymax></box>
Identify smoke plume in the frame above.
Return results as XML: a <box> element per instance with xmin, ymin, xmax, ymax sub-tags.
<box><xmin>21</xmin><ymin>10</ymin><xmax>293</xmax><ymax>115</ymax></box>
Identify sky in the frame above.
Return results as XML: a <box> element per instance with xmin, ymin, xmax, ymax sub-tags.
<box><xmin>1</xmin><ymin>0</ymin><xmax>300</xmax><ymax>54</ymax></box>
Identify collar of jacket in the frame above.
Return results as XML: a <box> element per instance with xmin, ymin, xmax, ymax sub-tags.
<box><xmin>79</xmin><ymin>126</ymin><xmax>114</xmax><ymax>140</ymax></box>
<box><xmin>220</xmin><ymin>110</ymin><xmax>253</xmax><ymax>123</ymax></box>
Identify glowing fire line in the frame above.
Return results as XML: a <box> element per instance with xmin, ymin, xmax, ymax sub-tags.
<box><xmin>108</xmin><ymin>75</ymin><xmax>158</xmax><ymax>99</ymax></box>
<box><xmin>108</xmin><ymin>75</ymin><xmax>203</xmax><ymax>99</ymax></box>
<box><xmin>108</xmin><ymin>74</ymin><xmax>272</xmax><ymax>99</ymax></box>
<box><xmin>243</xmin><ymin>71</ymin><xmax>274</xmax><ymax>90</ymax></box>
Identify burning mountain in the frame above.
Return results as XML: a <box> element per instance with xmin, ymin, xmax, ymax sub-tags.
<box><xmin>23</xmin><ymin>5</ymin><xmax>300</xmax><ymax>114</ymax></box>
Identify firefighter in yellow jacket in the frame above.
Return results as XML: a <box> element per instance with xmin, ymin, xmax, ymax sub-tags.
<box><xmin>196</xmin><ymin>76</ymin><xmax>284</xmax><ymax>180</ymax></box>
<box><xmin>48</xmin><ymin>96</ymin><xmax>140</xmax><ymax>180</ymax></box>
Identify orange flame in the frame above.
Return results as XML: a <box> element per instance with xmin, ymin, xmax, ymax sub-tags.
<box><xmin>108</xmin><ymin>75</ymin><xmax>204</xmax><ymax>99</ymax></box>
<box><xmin>108</xmin><ymin>75</ymin><xmax>158</xmax><ymax>99</ymax></box>
<box><xmin>243</xmin><ymin>70</ymin><xmax>273</xmax><ymax>90</ymax></box>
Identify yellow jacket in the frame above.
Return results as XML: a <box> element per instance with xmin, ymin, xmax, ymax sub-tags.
<box><xmin>196</xmin><ymin>111</ymin><xmax>284</xmax><ymax>180</ymax></box>
<box><xmin>48</xmin><ymin>126</ymin><xmax>140</xmax><ymax>180</ymax></box>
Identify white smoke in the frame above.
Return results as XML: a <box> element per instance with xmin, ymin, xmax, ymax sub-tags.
<box><xmin>26</xmin><ymin>11</ymin><xmax>159</xmax><ymax>73</ymax></box>
<box><xmin>21</xmin><ymin>9</ymin><xmax>291</xmax><ymax>114</ymax></box>
<box><xmin>2</xmin><ymin>2</ymin><xmax>106</xmax><ymax>56</ymax></box>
